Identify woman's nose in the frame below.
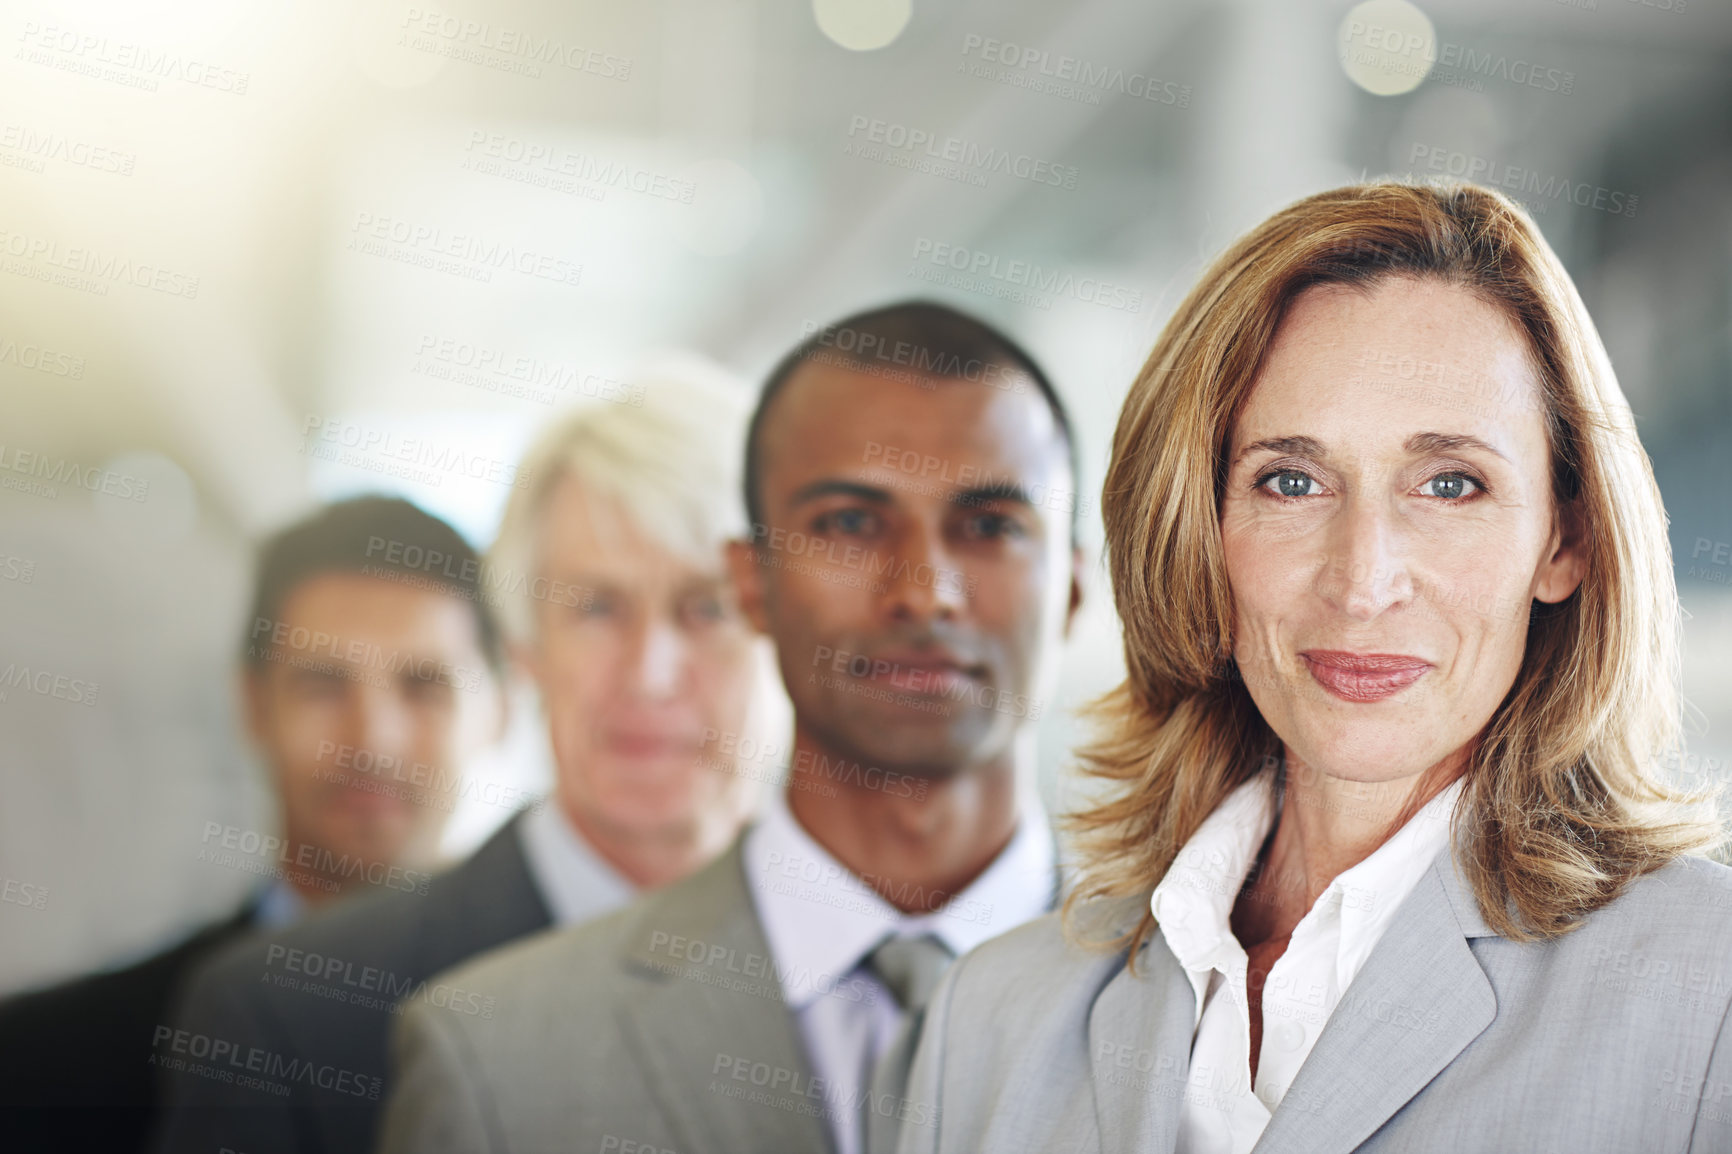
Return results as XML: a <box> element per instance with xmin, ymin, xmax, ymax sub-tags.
<box><xmin>1319</xmin><ymin>495</ymin><xmax>1414</xmax><ymax>621</ymax></box>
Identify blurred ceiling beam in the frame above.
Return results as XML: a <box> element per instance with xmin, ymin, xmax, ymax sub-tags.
<box><xmin>713</xmin><ymin>0</ymin><xmax>1203</xmax><ymax>373</ymax></box>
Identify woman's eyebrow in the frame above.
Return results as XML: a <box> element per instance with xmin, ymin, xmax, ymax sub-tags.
<box><xmin>1231</xmin><ymin>435</ymin><xmax>1326</xmax><ymax>468</ymax></box>
<box><xmin>1230</xmin><ymin>431</ymin><xmax>1511</xmax><ymax>468</ymax></box>
<box><xmin>1404</xmin><ymin>431</ymin><xmax>1511</xmax><ymax>462</ymax></box>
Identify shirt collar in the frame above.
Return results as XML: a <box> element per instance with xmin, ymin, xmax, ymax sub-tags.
<box><xmin>1150</xmin><ymin>772</ymin><xmax>1465</xmax><ymax>1012</ymax></box>
<box><xmin>1149</xmin><ymin>773</ymin><xmax>1277</xmax><ymax>976</ymax></box>
<box><xmin>744</xmin><ymin>783</ymin><xmax>1057</xmax><ymax>1009</ymax></box>
<box><xmin>1326</xmin><ymin>775</ymin><xmax>1463</xmax><ymax>980</ymax></box>
<box><xmin>519</xmin><ymin>800</ymin><xmax>638</xmax><ymax>926</ymax></box>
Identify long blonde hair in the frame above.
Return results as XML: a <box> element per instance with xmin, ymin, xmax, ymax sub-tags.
<box><xmin>1067</xmin><ymin>180</ymin><xmax>1723</xmax><ymax>962</ymax></box>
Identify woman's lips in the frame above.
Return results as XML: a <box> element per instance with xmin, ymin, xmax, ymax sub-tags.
<box><xmin>1299</xmin><ymin>650</ymin><xmax>1432</xmax><ymax>703</ymax></box>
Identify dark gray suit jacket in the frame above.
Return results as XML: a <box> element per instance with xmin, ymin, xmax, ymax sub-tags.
<box><xmin>0</xmin><ymin>900</ymin><xmax>259</xmax><ymax>1154</ymax></box>
<box><xmin>152</xmin><ymin>813</ymin><xmax>552</xmax><ymax>1154</ymax></box>
<box><xmin>896</xmin><ymin>847</ymin><xmax>1732</xmax><ymax>1154</ymax></box>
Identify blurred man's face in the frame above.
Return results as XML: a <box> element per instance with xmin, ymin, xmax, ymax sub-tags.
<box><xmin>524</xmin><ymin>477</ymin><xmax>760</xmax><ymax>844</ymax></box>
<box><xmin>244</xmin><ymin>573</ymin><xmax>503</xmax><ymax>892</ymax></box>
<box><xmin>732</xmin><ymin>363</ymin><xmax>1082</xmax><ymax>779</ymax></box>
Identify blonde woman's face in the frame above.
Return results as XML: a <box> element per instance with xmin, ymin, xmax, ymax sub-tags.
<box><xmin>1218</xmin><ymin>278</ymin><xmax>1585</xmax><ymax>784</ymax></box>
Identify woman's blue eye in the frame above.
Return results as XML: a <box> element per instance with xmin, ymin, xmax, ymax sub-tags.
<box><xmin>1262</xmin><ymin>470</ymin><xmax>1317</xmax><ymax>498</ymax></box>
<box><xmin>1424</xmin><ymin>473</ymin><xmax>1478</xmax><ymax>499</ymax></box>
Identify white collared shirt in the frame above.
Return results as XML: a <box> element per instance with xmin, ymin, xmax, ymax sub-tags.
<box><xmin>744</xmin><ymin>783</ymin><xmax>1058</xmax><ymax>1154</ymax></box>
<box><xmin>1151</xmin><ymin>773</ymin><xmax>1463</xmax><ymax>1154</ymax></box>
<box><xmin>518</xmin><ymin>800</ymin><xmax>638</xmax><ymax>927</ymax></box>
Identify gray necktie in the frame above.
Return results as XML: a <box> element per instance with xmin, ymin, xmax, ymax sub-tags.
<box><xmin>862</xmin><ymin>934</ymin><xmax>955</xmax><ymax>1154</ymax></box>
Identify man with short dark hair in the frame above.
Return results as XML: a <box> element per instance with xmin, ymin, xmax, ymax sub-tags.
<box><xmin>239</xmin><ymin>496</ymin><xmax>509</xmax><ymax>907</ymax></box>
<box><xmin>0</xmin><ymin>495</ymin><xmax>506</xmax><ymax>1154</ymax></box>
<box><xmin>379</xmin><ymin>301</ymin><xmax>1087</xmax><ymax>1154</ymax></box>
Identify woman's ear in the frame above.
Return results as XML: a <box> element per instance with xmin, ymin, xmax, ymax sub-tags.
<box><xmin>1533</xmin><ymin>499</ymin><xmax>1587</xmax><ymax>604</ymax></box>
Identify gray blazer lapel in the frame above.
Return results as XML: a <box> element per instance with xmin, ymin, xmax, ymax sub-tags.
<box><xmin>1089</xmin><ymin>914</ymin><xmax>1197</xmax><ymax>1154</ymax></box>
<box><xmin>613</xmin><ymin>835</ymin><xmax>835</xmax><ymax>1154</ymax></box>
<box><xmin>1252</xmin><ymin>849</ymin><xmax>1498</xmax><ymax>1153</ymax></box>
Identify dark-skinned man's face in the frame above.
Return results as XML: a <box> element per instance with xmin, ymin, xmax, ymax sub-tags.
<box><xmin>729</xmin><ymin>361</ymin><xmax>1082</xmax><ymax>780</ymax></box>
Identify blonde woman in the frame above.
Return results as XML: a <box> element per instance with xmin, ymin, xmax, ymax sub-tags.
<box><xmin>895</xmin><ymin>182</ymin><xmax>1732</xmax><ymax>1154</ymax></box>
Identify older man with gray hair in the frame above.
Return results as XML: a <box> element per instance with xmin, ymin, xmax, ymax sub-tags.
<box><xmin>153</xmin><ymin>357</ymin><xmax>782</xmax><ymax>1154</ymax></box>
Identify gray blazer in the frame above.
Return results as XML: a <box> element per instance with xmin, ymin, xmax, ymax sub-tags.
<box><xmin>379</xmin><ymin>834</ymin><xmax>838</xmax><ymax>1154</ymax></box>
<box><xmin>152</xmin><ymin>813</ymin><xmax>553</xmax><ymax>1154</ymax></box>
<box><xmin>896</xmin><ymin>847</ymin><xmax>1732</xmax><ymax>1154</ymax></box>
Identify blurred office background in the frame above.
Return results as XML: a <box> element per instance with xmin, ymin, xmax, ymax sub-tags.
<box><xmin>2</xmin><ymin>0</ymin><xmax>1728</xmax><ymax>994</ymax></box>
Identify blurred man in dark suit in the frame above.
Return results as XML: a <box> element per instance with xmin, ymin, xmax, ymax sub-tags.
<box><xmin>152</xmin><ymin>359</ymin><xmax>782</xmax><ymax>1154</ymax></box>
<box><xmin>0</xmin><ymin>494</ymin><xmax>508</xmax><ymax>1154</ymax></box>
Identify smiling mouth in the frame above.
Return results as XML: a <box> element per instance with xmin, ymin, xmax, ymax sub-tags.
<box><xmin>1299</xmin><ymin>650</ymin><xmax>1431</xmax><ymax>703</ymax></box>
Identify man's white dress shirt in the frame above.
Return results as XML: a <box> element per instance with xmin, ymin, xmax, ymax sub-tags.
<box><xmin>744</xmin><ymin>783</ymin><xmax>1057</xmax><ymax>1154</ymax></box>
<box><xmin>519</xmin><ymin>799</ymin><xmax>638</xmax><ymax>926</ymax></box>
<box><xmin>1152</xmin><ymin>773</ymin><xmax>1464</xmax><ymax>1154</ymax></box>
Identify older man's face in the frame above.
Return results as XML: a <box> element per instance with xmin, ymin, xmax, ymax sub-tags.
<box><xmin>525</xmin><ymin>477</ymin><xmax>763</xmax><ymax>843</ymax></box>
